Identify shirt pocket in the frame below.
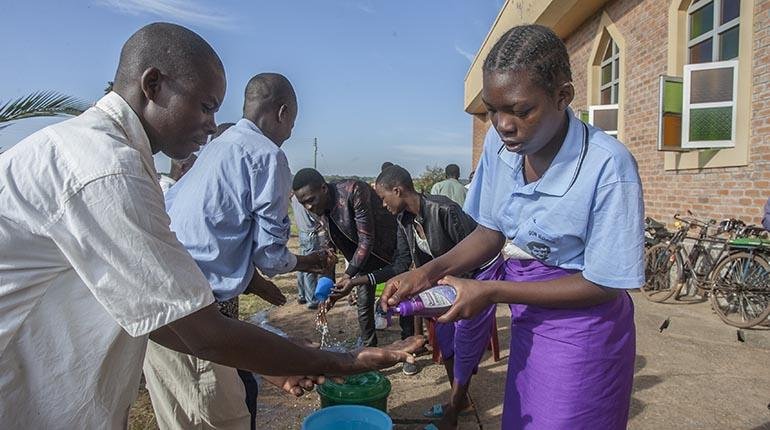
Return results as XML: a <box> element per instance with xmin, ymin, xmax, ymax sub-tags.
<box><xmin>512</xmin><ymin>220</ymin><xmax>562</xmax><ymax>266</ymax></box>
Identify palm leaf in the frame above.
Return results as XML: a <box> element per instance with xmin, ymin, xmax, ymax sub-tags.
<box><xmin>0</xmin><ymin>90</ymin><xmax>91</xmax><ymax>127</ymax></box>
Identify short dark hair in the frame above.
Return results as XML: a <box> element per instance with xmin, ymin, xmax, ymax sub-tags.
<box><xmin>292</xmin><ymin>168</ymin><xmax>325</xmax><ymax>191</ymax></box>
<box><xmin>113</xmin><ymin>22</ymin><xmax>223</xmax><ymax>92</ymax></box>
<box><xmin>483</xmin><ymin>24</ymin><xmax>572</xmax><ymax>94</ymax></box>
<box><xmin>445</xmin><ymin>164</ymin><xmax>460</xmax><ymax>179</ymax></box>
<box><xmin>244</xmin><ymin>73</ymin><xmax>296</xmax><ymax>115</ymax></box>
<box><xmin>376</xmin><ymin>165</ymin><xmax>414</xmax><ymax>191</ymax></box>
<box><xmin>380</xmin><ymin>161</ymin><xmax>394</xmax><ymax>172</ymax></box>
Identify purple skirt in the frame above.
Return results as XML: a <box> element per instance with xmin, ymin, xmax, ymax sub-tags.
<box><xmin>435</xmin><ymin>255</ymin><xmax>505</xmax><ymax>385</ymax></box>
<box><xmin>502</xmin><ymin>259</ymin><xmax>635</xmax><ymax>430</ymax></box>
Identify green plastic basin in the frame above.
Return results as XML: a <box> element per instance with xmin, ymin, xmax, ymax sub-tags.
<box><xmin>317</xmin><ymin>371</ymin><xmax>391</xmax><ymax>412</ymax></box>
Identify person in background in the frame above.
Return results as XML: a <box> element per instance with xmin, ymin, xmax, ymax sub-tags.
<box><xmin>159</xmin><ymin>154</ymin><xmax>198</xmax><ymax>193</ymax></box>
<box><xmin>0</xmin><ymin>22</ymin><xmax>423</xmax><ymax>429</ymax></box>
<box><xmin>465</xmin><ymin>170</ymin><xmax>475</xmax><ymax>190</ymax></box>
<box><xmin>292</xmin><ymin>192</ymin><xmax>323</xmax><ymax>309</ymax></box>
<box><xmin>431</xmin><ymin>163</ymin><xmax>467</xmax><ymax>207</ymax></box>
<box><xmin>293</xmin><ymin>168</ymin><xmax>414</xmax><ymax>347</ymax></box>
<box><xmin>158</xmin><ymin>123</ymin><xmax>232</xmax><ymax>193</ymax></box>
<box><xmin>373</xmin><ymin>165</ymin><xmax>502</xmax><ymax>418</ymax></box>
<box><xmin>763</xmin><ymin>197</ymin><xmax>770</xmax><ymax>231</ymax></box>
<box><xmin>382</xmin><ymin>24</ymin><xmax>642</xmax><ymax>430</ymax></box>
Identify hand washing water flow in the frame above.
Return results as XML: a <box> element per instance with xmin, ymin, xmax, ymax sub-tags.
<box><xmin>314</xmin><ymin>277</ymin><xmax>334</xmax><ymax>348</ymax></box>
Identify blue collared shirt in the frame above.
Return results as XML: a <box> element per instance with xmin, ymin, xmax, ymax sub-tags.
<box><xmin>465</xmin><ymin>109</ymin><xmax>645</xmax><ymax>289</ymax></box>
<box><xmin>166</xmin><ymin>118</ymin><xmax>297</xmax><ymax>301</ymax></box>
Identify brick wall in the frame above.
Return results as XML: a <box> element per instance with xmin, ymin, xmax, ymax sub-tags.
<box><xmin>471</xmin><ymin>113</ymin><xmax>491</xmax><ymax>170</ymax></box>
<box><xmin>566</xmin><ymin>0</ymin><xmax>770</xmax><ymax>226</ymax></box>
<box><xmin>470</xmin><ymin>0</ymin><xmax>770</xmax><ymax>226</ymax></box>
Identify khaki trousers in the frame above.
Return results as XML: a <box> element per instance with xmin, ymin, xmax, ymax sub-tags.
<box><xmin>143</xmin><ymin>339</ymin><xmax>252</xmax><ymax>430</ymax></box>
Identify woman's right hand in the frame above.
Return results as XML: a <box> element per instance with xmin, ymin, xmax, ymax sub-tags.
<box><xmin>380</xmin><ymin>267</ymin><xmax>433</xmax><ymax>311</ymax></box>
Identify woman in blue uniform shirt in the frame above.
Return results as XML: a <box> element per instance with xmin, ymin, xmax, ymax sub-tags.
<box><xmin>382</xmin><ymin>25</ymin><xmax>644</xmax><ymax>429</ymax></box>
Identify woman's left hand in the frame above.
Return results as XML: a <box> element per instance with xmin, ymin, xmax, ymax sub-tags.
<box><xmin>436</xmin><ymin>276</ymin><xmax>495</xmax><ymax>323</ymax></box>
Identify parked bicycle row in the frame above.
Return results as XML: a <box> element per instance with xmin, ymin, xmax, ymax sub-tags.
<box><xmin>641</xmin><ymin>212</ymin><xmax>770</xmax><ymax>329</ymax></box>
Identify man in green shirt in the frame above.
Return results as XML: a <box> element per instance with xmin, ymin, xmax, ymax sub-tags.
<box><xmin>430</xmin><ymin>163</ymin><xmax>467</xmax><ymax>207</ymax></box>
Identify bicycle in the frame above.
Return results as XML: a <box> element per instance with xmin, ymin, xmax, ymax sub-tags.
<box><xmin>644</xmin><ymin>216</ymin><xmax>672</xmax><ymax>249</ymax></box>
<box><xmin>642</xmin><ymin>214</ymin><xmax>738</xmax><ymax>303</ymax></box>
<box><xmin>709</xmin><ymin>225</ymin><xmax>770</xmax><ymax>328</ymax></box>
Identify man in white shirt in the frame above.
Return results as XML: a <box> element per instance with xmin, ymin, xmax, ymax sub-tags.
<box><xmin>0</xmin><ymin>22</ymin><xmax>421</xmax><ymax>429</ymax></box>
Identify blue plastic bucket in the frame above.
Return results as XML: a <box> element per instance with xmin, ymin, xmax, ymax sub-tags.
<box><xmin>301</xmin><ymin>405</ymin><xmax>392</xmax><ymax>430</ymax></box>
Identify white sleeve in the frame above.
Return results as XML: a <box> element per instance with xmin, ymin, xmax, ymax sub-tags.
<box><xmin>47</xmin><ymin>174</ymin><xmax>215</xmax><ymax>337</ymax></box>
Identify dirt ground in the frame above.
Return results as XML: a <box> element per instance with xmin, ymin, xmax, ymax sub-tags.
<box><xmin>129</xmin><ymin>236</ymin><xmax>770</xmax><ymax>429</ymax></box>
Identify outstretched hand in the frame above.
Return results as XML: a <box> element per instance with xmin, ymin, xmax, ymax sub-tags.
<box><xmin>263</xmin><ymin>375</ymin><xmax>323</xmax><ymax>397</ymax></box>
<box><xmin>327</xmin><ymin>274</ymin><xmax>360</xmax><ymax>309</ymax></box>
<box><xmin>347</xmin><ymin>335</ymin><xmax>425</xmax><ymax>371</ymax></box>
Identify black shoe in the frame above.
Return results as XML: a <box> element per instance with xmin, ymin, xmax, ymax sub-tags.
<box><xmin>402</xmin><ymin>360</ymin><xmax>419</xmax><ymax>376</ymax></box>
<box><xmin>307</xmin><ymin>302</ymin><xmax>319</xmax><ymax>310</ymax></box>
<box><xmin>298</xmin><ymin>298</ymin><xmax>307</xmax><ymax>305</ymax></box>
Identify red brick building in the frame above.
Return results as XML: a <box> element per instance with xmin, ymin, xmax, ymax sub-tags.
<box><xmin>465</xmin><ymin>0</ymin><xmax>768</xmax><ymax>225</ymax></box>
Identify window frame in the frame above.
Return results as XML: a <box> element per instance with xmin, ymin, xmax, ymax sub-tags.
<box><xmin>588</xmin><ymin>104</ymin><xmax>619</xmax><ymax>137</ymax></box>
<box><xmin>599</xmin><ymin>40</ymin><xmax>620</xmax><ymax>105</ymax></box>
<box><xmin>681</xmin><ymin>59</ymin><xmax>738</xmax><ymax>149</ymax></box>
<box><xmin>658</xmin><ymin>75</ymin><xmax>685</xmax><ymax>152</ymax></box>
<box><xmin>686</xmin><ymin>0</ymin><xmax>740</xmax><ymax>63</ymax></box>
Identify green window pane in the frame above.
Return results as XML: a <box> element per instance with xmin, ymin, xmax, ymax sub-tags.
<box><xmin>719</xmin><ymin>26</ymin><xmax>739</xmax><ymax>60</ymax></box>
<box><xmin>689</xmin><ymin>2</ymin><xmax>714</xmax><ymax>40</ymax></box>
<box><xmin>689</xmin><ymin>106</ymin><xmax>732</xmax><ymax>141</ymax></box>
<box><xmin>613</xmin><ymin>59</ymin><xmax>619</xmax><ymax>80</ymax></box>
<box><xmin>601</xmin><ymin>64</ymin><xmax>612</xmax><ymax>85</ymax></box>
<box><xmin>721</xmin><ymin>0</ymin><xmax>740</xmax><ymax>24</ymax></box>
<box><xmin>689</xmin><ymin>38</ymin><xmax>713</xmax><ymax>64</ymax></box>
<box><xmin>663</xmin><ymin>80</ymin><xmax>683</xmax><ymax>114</ymax></box>
<box><xmin>612</xmin><ymin>83</ymin><xmax>619</xmax><ymax>104</ymax></box>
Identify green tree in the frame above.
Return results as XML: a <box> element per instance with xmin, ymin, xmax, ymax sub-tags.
<box><xmin>413</xmin><ymin>165</ymin><xmax>445</xmax><ymax>194</ymax></box>
<box><xmin>0</xmin><ymin>90</ymin><xmax>90</xmax><ymax>131</ymax></box>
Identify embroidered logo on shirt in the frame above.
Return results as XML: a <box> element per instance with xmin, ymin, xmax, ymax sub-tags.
<box><xmin>526</xmin><ymin>241</ymin><xmax>551</xmax><ymax>260</ymax></box>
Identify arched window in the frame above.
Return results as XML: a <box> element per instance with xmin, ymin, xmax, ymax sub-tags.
<box><xmin>589</xmin><ymin>37</ymin><xmax>620</xmax><ymax>137</ymax></box>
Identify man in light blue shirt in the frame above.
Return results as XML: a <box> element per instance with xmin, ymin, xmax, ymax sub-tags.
<box><xmin>146</xmin><ymin>73</ymin><xmax>332</xmax><ymax>429</ymax></box>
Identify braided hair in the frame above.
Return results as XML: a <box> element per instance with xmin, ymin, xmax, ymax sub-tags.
<box><xmin>483</xmin><ymin>24</ymin><xmax>572</xmax><ymax>94</ymax></box>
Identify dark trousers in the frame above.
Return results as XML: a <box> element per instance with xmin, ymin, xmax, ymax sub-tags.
<box><xmin>237</xmin><ymin>370</ymin><xmax>258</xmax><ymax>430</ymax></box>
<box><xmin>399</xmin><ymin>314</ymin><xmax>415</xmax><ymax>340</ymax></box>
<box><xmin>356</xmin><ymin>283</ymin><xmax>378</xmax><ymax>346</ymax></box>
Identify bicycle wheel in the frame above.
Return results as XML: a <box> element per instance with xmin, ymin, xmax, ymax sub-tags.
<box><xmin>642</xmin><ymin>243</ymin><xmax>682</xmax><ymax>303</ymax></box>
<box><xmin>710</xmin><ymin>252</ymin><xmax>770</xmax><ymax>328</ymax></box>
<box><xmin>677</xmin><ymin>247</ymin><xmax>712</xmax><ymax>301</ymax></box>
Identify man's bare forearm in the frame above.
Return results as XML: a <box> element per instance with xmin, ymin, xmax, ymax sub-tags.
<box><xmin>165</xmin><ymin>304</ymin><xmax>367</xmax><ymax>376</ymax></box>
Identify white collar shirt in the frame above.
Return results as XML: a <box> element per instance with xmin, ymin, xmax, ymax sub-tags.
<box><xmin>0</xmin><ymin>92</ymin><xmax>215</xmax><ymax>429</ymax></box>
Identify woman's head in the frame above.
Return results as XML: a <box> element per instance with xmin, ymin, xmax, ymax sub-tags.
<box><xmin>375</xmin><ymin>165</ymin><xmax>415</xmax><ymax>215</ymax></box>
<box><xmin>482</xmin><ymin>25</ymin><xmax>574</xmax><ymax>156</ymax></box>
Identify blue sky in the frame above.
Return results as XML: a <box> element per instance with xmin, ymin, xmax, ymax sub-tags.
<box><xmin>0</xmin><ymin>0</ymin><xmax>501</xmax><ymax>177</ymax></box>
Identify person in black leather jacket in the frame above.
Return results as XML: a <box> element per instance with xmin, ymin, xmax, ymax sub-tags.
<box><xmin>367</xmin><ymin>165</ymin><xmax>501</xmax><ymax>426</ymax></box>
